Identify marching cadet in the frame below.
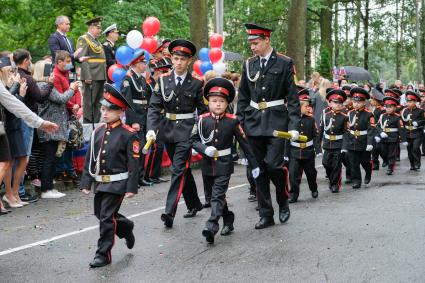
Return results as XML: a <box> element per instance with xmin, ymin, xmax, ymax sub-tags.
<box><xmin>375</xmin><ymin>96</ymin><xmax>407</xmax><ymax>175</ymax></box>
<box><xmin>121</xmin><ymin>49</ymin><xmax>153</xmax><ymax>186</ymax></box>
<box><xmin>191</xmin><ymin>77</ymin><xmax>259</xmax><ymax>243</ymax></box>
<box><xmin>288</xmin><ymin>87</ymin><xmax>319</xmax><ymax>203</ymax></box>
<box><xmin>400</xmin><ymin>91</ymin><xmax>425</xmax><ymax>171</ymax></box>
<box><xmin>237</xmin><ymin>23</ymin><xmax>300</xmax><ymax>229</ymax></box>
<box><xmin>341</xmin><ymin>84</ymin><xmax>353</xmax><ymax>184</ymax></box>
<box><xmin>80</xmin><ymin>83</ymin><xmax>139</xmax><ymax>268</ymax></box>
<box><xmin>102</xmin><ymin>23</ymin><xmax>119</xmax><ymax>81</ymax></box>
<box><xmin>76</xmin><ymin>16</ymin><xmax>107</xmax><ymax>123</ymax></box>
<box><xmin>318</xmin><ymin>88</ymin><xmax>347</xmax><ymax>193</ymax></box>
<box><xmin>370</xmin><ymin>89</ymin><xmax>386</xmax><ymax>169</ymax></box>
<box><xmin>345</xmin><ymin>87</ymin><xmax>376</xmax><ymax>189</ymax></box>
<box><xmin>147</xmin><ymin>39</ymin><xmax>206</xmax><ymax>228</ymax></box>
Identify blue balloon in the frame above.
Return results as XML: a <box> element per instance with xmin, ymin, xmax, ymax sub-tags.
<box><xmin>115</xmin><ymin>45</ymin><xmax>134</xmax><ymax>66</ymax></box>
<box><xmin>112</xmin><ymin>68</ymin><xmax>127</xmax><ymax>83</ymax></box>
<box><xmin>140</xmin><ymin>49</ymin><xmax>151</xmax><ymax>62</ymax></box>
<box><xmin>200</xmin><ymin>61</ymin><xmax>213</xmax><ymax>74</ymax></box>
<box><xmin>112</xmin><ymin>81</ymin><xmax>122</xmax><ymax>89</ymax></box>
<box><xmin>199</xmin><ymin>47</ymin><xmax>210</xmax><ymax>62</ymax></box>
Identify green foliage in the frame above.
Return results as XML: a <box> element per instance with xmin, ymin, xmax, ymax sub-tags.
<box><xmin>317</xmin><ymin>46</ymin><xmax>331</xmax><ymax>78</ymax></box>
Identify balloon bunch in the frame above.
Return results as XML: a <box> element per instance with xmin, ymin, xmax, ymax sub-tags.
<box><xmin>108</xmin><ymin>17</ymin><xmax>160</xmax><ymax>88</ymax></box>
<box><xmin>193</xmin><ymin>33</ymin><xmax>226</xmax><ymax>77</ymax></box>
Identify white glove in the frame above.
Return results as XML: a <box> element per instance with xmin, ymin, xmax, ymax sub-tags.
<box><xmin>204</xmin><ymin>146</ymin><xmax>217</xmax><ymax>157</ymax></box>
<box><xmin>146</xmin><ymin>130</ymin><xmax>156</xmax><ymax>141</ymax></box>
<box><xmin>374</xmin><ymin>136</ymin><xmax>381</xmax><ymax>143</ymax></box>
<box><xmin>413</xmin><ymin>121</ymin><xmax>418</xmax><ymax>127</ymax></box>
<box><xmin>402</xmin><ymin>141</ymin><xmax>408</xmax><ymax>146</ymax></box>
<box><xmin>380</xmin><ymin>132</ymin><xmax>388</xmax><ymax>139</ymax></box>
<box><xmin>251</xmin><ymin>167</ymin><xmax>260</xmax><ymax>179</ymax></box>
<box><xmin>288</xmin><ymin>130</ymin><xmax>299</xmax><ymax>141</ymax></box>
<box><xmin>341</xmin><ymin>149</ymin><xmax>347</xmax><ymax>153</ymax></box>
<box><xmin>284</xmin><ymin>156</ymin><xmax>289</xmax><ymax>162</ymax></box>
<box><xmin>191</xmin><ymin>149</ymin><xmax>198</xmax><ymax>155</ymax></box>
<box><xmin>316</xmin><ymin>152</ymin><xmax>323</xmax><ymax>157</ymax></box>
<box><xmin>366</xmin><ymin>145</ymin><xmax>373</xmax><ymax>151</ymax></box>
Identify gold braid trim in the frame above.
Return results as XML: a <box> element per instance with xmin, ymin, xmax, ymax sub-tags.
<box><xmin>83</xmin><ymin>35</ymin><xmax>103</xmax><ymax>54</ymax></box>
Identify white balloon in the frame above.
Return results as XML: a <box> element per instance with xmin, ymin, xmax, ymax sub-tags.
<box><xmin>213</xmin><ymin>61</ymin><xmax>226</xmax><ymax>75</ymax></box>
<box><xmin>126</xmin><ymin>30</ymin><xmax>144</xmax><ymax>49</ymax></box>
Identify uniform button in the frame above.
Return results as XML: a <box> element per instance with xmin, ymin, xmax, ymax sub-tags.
<box><xmin>262</xmin><ymin>75</ymin><xmax>265</xmax><ymax>78</ymax></box>
<box><xmin>102</xmin><ymin>160</ymin><xmax>105</xmax><ymax>163</ymax></box>
<box><xmin>106</xmin><ymin>131</ymin><xmax>110</xmax><ymax>135</ymax></box>
<box><xmin>262</xmin><ymin>87</ymin><xmax>266</xmax><ymax>90</ymax></box>
<box><xmin>176</xmin><ymin>106</ymin><xmax>179</xmax><ymax>109</ymax></box>
<box><xmin>215</xmin><ymin>129</ymin><xmax>218</xmax><ymax>132</ymax></box>
<box><xmin>262</xmin><ymin>110</ymin><xmax>265</xmax><ymax>113</ymax></box>
<box><xmin>176</xmin><ymin>98</ymin><xmax>179</xmax><ymax>101</ymax></box>
<box><xmin>262</xmin><ymin>98</ymin><xmax>266</xmax><ymax>101</ymax></box>
<box><xmin>301</xmin><ymin>124</ymin><xmax>303</xmax><ymax>126</ymax></box>
<box><xmin>104</xmin><ymin>140</ymin><xmax>108</xmax><ymax>144</ymax></box>
<box><xmin>215</xmin><ymin>139</ymin><xmax>218</xmax><ymax>142</ymax></box>
<box><xmin>102</xmin><ymin>170</ymin><xmax>106</xmax><ymax>173</ymax></box>
<box><xmin>176</xmin><ymin>121</ymin><xmax>179</xmax><ymax>124</ymax></box>
<box><xmin>102</xmin><ymin>150</ymin><xmax>106</xmax><ymax>154</ymax></box>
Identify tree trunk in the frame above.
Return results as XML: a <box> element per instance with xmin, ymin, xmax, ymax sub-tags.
<box><xmin>363</xmin><ymin>0</ymin><xmax>369</xmax><ymax>70</ymax></box>
<box><xmin>305</xmin><ymin>19</ymin><xmax>312</xmax><ymax>80</ymax></box>
<box><xmin>334</xmin><ymin>1</ymin><xmax>339</xmax><ymax>67</ymax></box>
<box><xmin>188</xmin><ymin>0</ymin><xmax>208</xmax><ymax>57</ymax></box>
<box><xmin>318</xmin><ymin>0</ymin><xmax>333</xmax><ymax>77</ymax></box>
<box><xmin>395</xmin><ymin>0</ymin><xmax>401</xmax><ymax>79</ymax></box>
<box><xmin>415</xmin><ymin>0</ymin><xmax>421</xmax><ymax>84</ymax></box>
<box><xmin>354</xmin><ymin>0</ymin><xmax>361</xmax><ymax>64</ymax></box>
<box><xmin>286</xmin><ymin>0</ymin><xmax>307</xmax><ymax>80</ymax></box>
<box><xmin>421</xmin><ymin>0</ymin><xmax>425</xmax><ymax>83</ymax></box>
<box><xmin>344</xmin><ymin>2</ymin><xmax>349</xmax><ymax>63</ymax></box>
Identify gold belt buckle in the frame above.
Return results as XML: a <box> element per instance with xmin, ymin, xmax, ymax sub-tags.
<box><xmin>354</xmin><ymin>130</ymin><xmax>360</xmax><ymax>136</ymax></box>
<box><xmin>329</xmin><ymin>135</ymin><xmax>336</xmax><ymax>141</ymax></box>
<box><xmin>258</xmin><ymin>101</ymin><xmax>267</xmax><ymax>110</ymax></box>
<box><xmin>101</xmin><ymin>175</ymin><xmax>111</xmax><ymax>183</ymax></box>
<box><xmin>384</xmin><ymin>128</ymin><xmax>390</xmax><ymax>133</ymax></box>
<box><xmin>299</xmin><ymin>142</ymin><xmax>306</xmax><ymax>149</ymax></box>
<box><xmin>168</xmin><ymin>113</ymin><xmax>177</xmax><ymax>121</ymax></box>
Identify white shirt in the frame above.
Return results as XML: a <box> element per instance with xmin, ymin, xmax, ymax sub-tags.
<box><xmin>174</xmin><ymin>71</ymin><xmax>187</xmax><ymax>85</ymax></box>
<box><xmin>260</xmin><ymin>48</ymin><xmax>273</xmax><ymax>67</ymax></box>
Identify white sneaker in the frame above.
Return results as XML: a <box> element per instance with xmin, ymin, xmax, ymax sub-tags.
<box><xmin>41</xmin><ymin>190</ymin><xmax>65</xmax><ymax>199</ymax></box>
<box><xmin>52</xmin><ymin>189</ymin><xmax>66</xmax><ymax>197</ymax></box>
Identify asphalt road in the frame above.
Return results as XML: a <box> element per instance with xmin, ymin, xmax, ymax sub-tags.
<box><xmin>1</xmin><ymin>153</ymin><xmax>425</xmax><ymax>283</ymax></box>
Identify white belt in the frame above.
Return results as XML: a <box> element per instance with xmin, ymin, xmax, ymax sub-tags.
<box><xmin>405</xmin><ymin>125</ymin><xmax>418</xmax><ymax>130</ymax></box>
<box><xmin>349</xmin><ymin>130</ymin><xmax>368</xmax><ymax>136</ymax></box>
<box><xmin>290</xmin><ymin>140</ymin><xmax>313</xmax><ymax>148</ymax></box>
<box><xmin>250</xmin><ymin>99</ymin><xmax>285</xmax><ymax>110</ymax></box>
<box><xmin>95</xmin><ymin>172</ymin><xmax>129</xmax><ymax>183</ymax></box>
<box><xmin>384</xmin><ymin>128</ymin><xmax>398</xmax><ymax>133</ymax></box>
<box><xmin>213</xmin><ymin>148</ymin><xmax>231</xmax><ymax>157</ymax></box>
<box><xmin>133</xmin><ymin>99</ymin><xmax>148</xmax><ymax>105</ymax></box>
<box><xmin>324</xmin><ymin>133</ymin><xmax>343</xmax><ymax>141</ymax></box>
<box><xmin>165</xmin><ymin>113</ymin><xmax>195</xmax><ymax>120</ymax></box>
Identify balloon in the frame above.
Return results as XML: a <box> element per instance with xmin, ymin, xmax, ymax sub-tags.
<box><xmin>199</xmin><ymin>47</ymin><xmax>210</xmax><ymax>62</ymax></box>
<box><xmin>115</xmin><ymin>45</ymin><xmax>134</xmax><ymax>66</ymax></box>
<box><xmin>113</xmin><ymin>81</ymin><xmax>122</xmax><ymax>89</ymax></box>
<box><xmin>140</xmin><ymin>49</ymin><xmax>151</xmax><ymax>62</ymax></box>
<box><xmin>193</xmin><ymin>60</ymin><xmax>202</xmax><ymax>76</ymax></box>
<box><xmin>112</xmin><ymin>68</ymin><xmax>127</xmax><ymax>83</ymax></box>
<box><xmin>142</xmin><ymin>17</ymin><xmax>161</xmax><ymax>36</ymax></box>
<box><xmin>126</xmin><ymin>30</ymin><xmax>144</xmax><ymax>49</ymax></box>
<box><xmin>141</xmin><ymin>36</ymin><xmax>157</xmax><ymax>54</ymax></box>
<box><xmin>209</xmin><ymin>33</ymin><xmax>224</xmax><ymax>48</ymax></box>
<box><xmin>200</xmin><ymin>61</ymin><xmax>213</xmax><ymax>75</ymax></box>
<box><xmin>212</xmin><ymin>61</ymin><xmax>226</xmax><ymax>75</ymax></box>
<box><xmin>107</xmin><ymin>63</ymin><xmax>123</xmax><ymax>81</ymax></box>
<box><xmin>209</xmin><ymin>48</ymin><xmax>223</xmax><ymax>64</ymax></box>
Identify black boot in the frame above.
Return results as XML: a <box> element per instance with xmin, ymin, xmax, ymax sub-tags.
<box><xmin>288</xmin><ymin>194</ymin><xmax>298</xmax><ymax>203</ymax></box>
<box><xmin>89</xmin><ymin>256</ymin><xmax>110</xmax><ymax>268</ymax></box>
<box><xmin>255</xmin><ymin>217</ymin><xmax>275</xmax><ymax>229</ymax></box>
<box><xmin>311</xmin><ymin>190</ymin><xmax>319</xmax><ymax>199</ymax></box>
<box><xmin>202</xmin><ymin>229</ymin><xmax>215</xmax><ymax>243</ymax></box>
<box><xmin>279</xmin><ymin>200</ymin><xmax>290</xmax><ymax>223</ymax></box>
<box><xmin>161</xmin><ymin>213</ymin><xmax>174</xmax><ymax>228</ymax></box>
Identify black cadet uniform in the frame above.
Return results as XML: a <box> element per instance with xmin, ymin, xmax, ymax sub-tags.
<box><xmin>400</xmin><ymin>91</ymin><xmax>425</xmax><ymax>170</ymax></box>
<box><xmin>237</xmin><ymin>23</ymin><xmax>300</xmax><ymax>229</ymax></box>
<box><xmin>318</xmin><ymin>88</ymin><xmax>348</xmax><ymax>193</ymax></box>
<box><xmin>102</xmin><ymin>23</ymin><xmax>118</xmax><ymax>82</ymax></box>
<box><xmin>341</xmin><ymin>85</ymin><xmax>353</xmax><ymax>183</ymax></box>
<box><xmin>80</xmin><ymin>83</ymin><xmax>139</xmax><ymax>268</ymax></box>
<box><xmin>191</xmin><ymin>78</ymin><xmax>259</xmax><ymax>243</ymax></box>
<box><xmin>121</xmin><ymin>49</ymin><xmax>153</xmax><ymax>186</ymax></box>
<box><xmin>375</xmin><ymin>96</ymin><xmax>406</xmax><ymax>175</ymax></box>
<box><xmin>288</xmin><ymin>88</ymin><xmax>319</xmax><ymax>203</ymax></box>
<box><xmin>345</xmin><ymin>88</ymin><xmax>376</xmax><ymax>188</ymax></box>
<box><xmin>147</xmin><ymin>39</ymin><xmax>207</xmax><ymax>228</ymax></box>
<box><xmin>370</xmin><ymin>89</ymin><xmax>386</xmax><ymax>169</ymax></box>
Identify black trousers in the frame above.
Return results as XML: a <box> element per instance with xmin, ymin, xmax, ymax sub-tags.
<box><xmin>246</xmin><ymin>165</ymin><xmax>256</xmax><ymax>195</ymax></box>
<box><xmin>372</xmin><ymin>143</ymin><xmax>387</xmax><ymax>167</ymax></box>
<box><xmin>145</xmin><ymin>140</ymin><xmax>164</xmax><ymax>179</ymax></box>
<box><xmin>202</xmin><ymin>173</ymin><xmax>212</xmax><ymax>204</ymax></box>
<box><xmin>341</xmin><ymin>151</ymin><xmax>352</xmax><ymax>180</ymax></box>
<box><xmin>248</xmin><ymin>136</ymin><xmax>289</xmax><ymax>218</ymax></box>
<box><xmin>381</xmin><ymin>142</ymin><xmax>398</xmax><ymax>170</ymax></box>
<box><xmin>164</xmin><ymin>141</ymin><xmax>202</xmax><ymax>217</ymax></box>
<box><xmin>407</xmin><ymin>136</ymin><xmax>422</xmax><ymax>168</ymax></box>
<box><xmin>322</xmin><ymin>149</ymin><xmax>342</xmax><ymax>190</ymax></box>
<box><xmin>289</xmin><ymin>157</ymin><xmax>317</xmax><ymax>197</ymax></box>
<box><xmin>347</xmin><ymin>150</ymin><xmax>372</xmax><ymax>185</ymax></box>
<box><xmin>204</xmin><ymin>175</ymin><xmax>234</xmax><ymax>234</ymax></box>
<box><xmin>41</xmin><ymin>140</ymin><xmax>58</xmax><ymax>192</ymax></box>
<box><xmin>94</xmin><ymin>192</ymin><xmax>133</xmax><ymax>262</ymax></box>
<box><xmin>138</xmin><ymin>129</ymin><xmax>147</xmax><ymax>183</ymax></box>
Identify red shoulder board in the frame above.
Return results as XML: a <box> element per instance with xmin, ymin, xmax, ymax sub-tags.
<box><xmin>200</xmin><ymin>112</ymin><xmax>211</xmax><ymax>118</ymax></box>
<box><xmin>191</xmin><ymin>72</ymin><xmax>203</xmax><ymax>81</ymax></box>
<box><xmin>276</xmin><ymin>52</ymin><xmax>291</xmax><ymax>60</ymax></box>
<box><xmin>122</xmin><ymin>124</ymin><xmax>136</xmax><ymax>133</ymax></box>
<box><xmin>340</xmin><ymin>112</ymin><xmax>347</xmax><ymax>116</ymax></box>
<box><xmin>225</xmin><ymin>113</ymin><xmax>237</xmax><ymax>119</ymax></box>
<box><xmin>160</xmin><ymin>71</ymin><xmax>171</xmax><ymax>78</ymax></box>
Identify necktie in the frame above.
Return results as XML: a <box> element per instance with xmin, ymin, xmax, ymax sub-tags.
<box><xmin>177</xmin><ymin>77</ymin><xmax>182</xmax><ymax>87</ymax></box>
<box><xmin>261</xmin><ymin>58</ymin><xmax>267</xmax><ymax>70</ymax></box>
<box><xmin>63</xmin><ymin>35</ymin><xmax>73</xmax><ymax>53</ymax></box>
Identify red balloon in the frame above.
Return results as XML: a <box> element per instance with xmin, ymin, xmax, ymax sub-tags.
<box><xmin>141</xmin><ymin>36</ymin><xmax>158</xmax><ymax>54</ymax></box>
<box><xmin>209</xmin><ymin>33</ymin><xmax>224</xmax><ymax>48</ymax></box>
<box><xmin>142</xmin><ymin>17</ymin><xmax>161</xmax><ymax>36</ymax></box>
<box><xmin>193</xmin><ymin>60</ymin><xmax>202</xmax><ymax>76</ymax></box>
<box><xmin>107</xmin><ymin>64</ymin><xmax>123</xmax><ymax>81</ymax></box>
<box><xmin>209</xmin><ymin>48</ymin><xmax>223</xmax><ymax>64</ymax></box>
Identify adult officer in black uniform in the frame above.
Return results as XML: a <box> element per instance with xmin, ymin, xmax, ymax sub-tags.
<box><xmin>345</xmin><ymin>87</ymin><xmax>376</xmax><ymax>188</ymax></box>
<box><xmin>147</xmin><ymin>39</ymin><xmax>206</xmax><ymax>228</ymax></box>
<box><xmin>400</xmin><ymin>91</ymin><xmax>425</xmax><ymax>170</ymax></box>
<box><xmin>102</xmin><ymin>23</ymin><xmax>119</xmax><ymax>80</ymax></box>
<box><xmin>121</xmin><ymin>49</ymin><xmax>153</xmax><ymax>186</ymax></box>
<box><xmin>80</xmin><ymin>83</ymin><xmax>139</xmax><ymax>268</ymax></box>
<box><xmin>237</xmin><ymin>23</ymin><xmax>300</xmax><ymax>229</ymax></box>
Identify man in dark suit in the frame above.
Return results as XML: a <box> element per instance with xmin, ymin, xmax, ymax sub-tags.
<box><xmin>48</xmin><ymin>16</ymin><xmax>77</xmax><ymax>65</ymax></box>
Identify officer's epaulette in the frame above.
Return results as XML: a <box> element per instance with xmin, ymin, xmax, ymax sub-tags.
<box><xmin>200</xmin><ymin>112</ymin><xmax>211</xmax><ymax>118</ymax></box>
<box><xmin>225</xmin><ymin>113</ymin><xmax>237</xmax><ymax>119</ymax></box>
<box><xmin>276</xmin><ymin>52</ymin><xmax>291</xmax><ymax>60</ymax></box>
<box><xmin>247</xmin><ymin>55</ymin><xmax>258</xmax><ymax>62</ymax></box>
<box><xmin>160</xmin><ymin>71</ymin><xmax>171</xmax><ymax>78</ymax></box>
<box><xmin>122</xmin><ymin>124</ymin><xmax>136</xmax><ymax>133</ymax></box>
<box><xmin>191</xmin><ymin>72</ymin><xmax>203</xmax><ymax>81</ymax></box>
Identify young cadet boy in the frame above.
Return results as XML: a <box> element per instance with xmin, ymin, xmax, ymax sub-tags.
<box><xmin>375</xmin><ymin>96</ymin><xmax>406</xmax><ymax>175</ymax></box>
<box><xmin>345</xmin><ymin>87</ymin><xmax>376</xmax><ymax>189</ymax></box>
<box><xmin>318</xmin><ymin>88</ymin><xmax>348</xmax><ymax>193</ymax></box>
<box><xmin>400</xmin><ymin>90</ymin><xmax>425</xmax><ymax>170</ymax></box>
<box><xmin>288</xmin><ymin>87</ymin><xmax>319</xmax><ymax>203</ymax></box>
<box><xmin>370</xmin><ymin>90</ymin><xmax>386</xmax><ymax>169</ymax></box>
<box><xmin>80</xmin><ymin>83</ymin><xmax>139</xmax><ymax>268</ymax></box>
<box><xmin>191</xmin><ymin>77</ymin><xmax>259</xmax><ymax>244</ymax></box>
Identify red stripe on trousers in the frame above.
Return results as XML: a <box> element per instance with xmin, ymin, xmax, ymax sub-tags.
<box><xmin>172</xmin><ymin>154</ymin><xmax>191</xmax><ymax>214</ymax></box>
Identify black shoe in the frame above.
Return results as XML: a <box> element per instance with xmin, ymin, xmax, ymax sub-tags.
<box><xmin>364</xmin><ymin>177</ymin><xmax>371</xmax><ymax>185</ymax></box>
<box><xmin>410</xmin><ymin>167</ymin><xmax>415</xmax><ymax>171</ymax></box>
<box><xmin>150</xmin><ymin>177</ymin><xmax>169</xmax><ymax>183</ymax></box>
<box><xmin>255</xmin><ymin>217</ymin><xmax>275</xmax><ymax>229</ymax></box>
<box><xmin>330</xmin><ymin>185</ymin><xmax>339</xmax><ymax>193</ymax></box>
<box><xmin>382</xmin><ymin>162</ymin><xmax>388</xmax><ymax>167</ymax></box>
<box><xmin>311</xmin><ymin>190</ymin><xmax>319</xmax><ymax>199</ymax></box>
<box><xmin>202</xmin><ymin>202</ymin><xmax>211</xmax><ymax>208</ymax></box>
<box><xmin>255</xmin><ymin>205</ymin><xmax>259</xmax><ymax>211</ymax></box>
<box><xmin>247</xmin><ymin>193</ymin><xmax>257</xmax><ymax>202</ymax></box>
<box><xmin>89</xmin><ymin>257</ymin><xmax>110</xmax><ymax>268</ymax></box>
<box><xmin>396</xmin><ymin>157</ymin><xmax>400</xmax><ymax>161</ymax></box>
<box><xmin>352</xmin><ymin>183</ymin><xmax>361</xmax><ymax>189</ymax></box>
<box><xmin>288</xmin><ymin>194</ymin><xmax>298</xmax><ymax>203</ymax></box>
<box><xmin>220</xmin><ymin>224</ymin><xmax>234</xmax><ymax>236</ymax></box>
<box><xmin>19</xmin><ymin>193</ymin><xmax>39</xmax><ymax>203</ymax></box>
<box><xmin>386</xmin><ymin>169</ymin><xmax>393</xmax><ymax>175</ymax></box>
<box><xmin>139</xmin><ymin>179</ymin><xmax>153</xmax><ymax>186</ymax></box>
<box><xmin>161</xmin><ymin>213</ymin><xmax>173</xmax><ymax>228</ymax></box>
<box><xmin>202</xmin><ymin>229</ymin><xmax>215</xmax><ymax>243</ymax></box>
<box><xmin>183</xmin><ymin>205</ymin><xmax>203</xmax><ymax>218</ymax></box>
<box><xmin>279</xmin><ymin>206</ymin><xmax>290</xmax><ymax>224</ymax></box>
<box><xmin>125</xmin><ymin>231</ymin><xmax>135</xmax><ymax>249</ymax></box>
<box><xmin>344</xmin><ymin>179</ymin><xmax>353</xmax><ymax>184</ymax></box>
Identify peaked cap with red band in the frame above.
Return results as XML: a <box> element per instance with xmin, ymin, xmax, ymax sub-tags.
<box><xmin>245</xmin><ymin>23</ymin><xmax>273</xmax><ymax>40</ymax></box>
<box><xmin>130</xmin><ymin>49</ymin><xmax>146</xmax><ymax>65</ymax></box>
<box><xmin>383</xmin><ymin>96</ymin><xmax>399</xmax><ymax>106</ymax></box>
<box><xmin>101</xmin><ymin>83</ymin><xmax>133</xmax><ymax>111</ymax></box>
<box><xmin>326</xmin><ymin>88</ymin><xmax>347</xmax><ymax>103</ymax></box>
<box><xmin>168</xmin><ymin>39</ymin><xmax>196</xmax><ymax>57</ymax></box>
<box><xmin>204</xmin><ymin>77</ymin><xmax>236</xmax><ymax>103</ymax></box>
<box><xmin>297</xmin><ymin>85</ymin><xmax>311</xmax><ymax>102</ymax></box>
<box><xmin>405</xmin><ymin>90</ymin><xmax>421</xmax><ymax>102</ymax></box>
<box><xmin>350</xmin><ymin>87</ymin><xmax>370</xmax><ymax>101</ymax></box>
<box><xmin>384</xmin><ymin>88</ymin><xmax>402</xmax><ymax>99</ymax></box>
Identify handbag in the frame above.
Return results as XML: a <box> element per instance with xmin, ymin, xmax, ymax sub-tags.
<box><xmin>67</xmin><ymin>115</ymin><xmax>84</xmax><ymax>149</ymax></box>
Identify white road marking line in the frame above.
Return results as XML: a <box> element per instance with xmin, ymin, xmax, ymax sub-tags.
<box><xmin>0</xmin><ymin>183</ymin><xmax>248</xmax><ymax>257</ymax></box>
